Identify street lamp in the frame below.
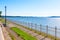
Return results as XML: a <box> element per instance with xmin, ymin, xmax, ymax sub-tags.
<box><xmin>0</xmin><ymin>11</ymin><xmax>2</xmax><ymax>17</ymax></box>
<box><xmin>0</xmin><ymin>11</ymin><xmax>2</xmax><ymax>20</ymax></box>
<box><xmin>4</xmin><ymin>6</ymin><xmax>7</xmax><ymax>27</ymax></box>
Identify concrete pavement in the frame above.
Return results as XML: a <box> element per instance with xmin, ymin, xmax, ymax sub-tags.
<box><xmin>0</xmin><ymin>24</ymin><xmax>5</xmax><ymax>40</ymax></box>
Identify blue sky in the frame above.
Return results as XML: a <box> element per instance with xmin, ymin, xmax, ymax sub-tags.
<box><xmin>0</xmin><ymin>0</ymin><xmax>60</xmax><ymax>17</ymax></box>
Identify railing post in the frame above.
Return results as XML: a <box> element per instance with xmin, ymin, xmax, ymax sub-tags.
<box><xmin>55</xmin><ymin>26</ymin><xmax>57</xmax><ymax>40</ymax></box>
<box><xmin>28</xmin><ymin>22</ymin><xmax>30</xmax><ymax>28</ymax></box>
<box><xmin>35</xmin><ymin>24</ymin><xmax>37</xmax><ymax>32</ymax></box>
<box><xmin>30</xmin><ymin>23</ymin><xmax>33</xmax><ymax>30</ymax></box>
<box><xmin>35</xmin><ymin>24</ymin><xmax>36</xmax><ymax>30</ymax></box>
<box><xmin>27</xmin><ymin>22</ymin><xmax>28</xmax><ymax>27</ymax></box>
<box><xmin>40</xmin><ymin>25</ymin><xmax>42</xmax><ymax>34</ymax></box>
<box><xmin>46</xmin><ymin>25</ymin><xmax>48</xmax><ymax>37</ymax></box>
<box><xmin>29</xmin><ymin>23</ymin><xmax>31</xmax><ymax>28</ymax></box>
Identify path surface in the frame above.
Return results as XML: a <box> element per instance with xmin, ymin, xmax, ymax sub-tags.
<box><xmin>1</xmin><ymin>24</ymin><xmax>12</xmax><ymax>40</ymax></box>
<box><xmin>0</xmin><ymin>25</ymin><xmax>5</xmax><ymax>40</ymax></box>
<box><xmin>7</xmin><ymin>21</ymin><xmax>52</xmax><ymax>40</ymax></box>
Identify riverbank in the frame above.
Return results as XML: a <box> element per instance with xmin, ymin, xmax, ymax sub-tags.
<box><xmin>1</xmin><ymin>18</ymin><xmax>60</xmax><ymax>40</ymax></box>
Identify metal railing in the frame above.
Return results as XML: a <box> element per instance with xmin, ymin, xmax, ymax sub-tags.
<box><xmin>15</xmin><ymin>21</ymin><xmax>60</xmax><ymax>40</ymax></box>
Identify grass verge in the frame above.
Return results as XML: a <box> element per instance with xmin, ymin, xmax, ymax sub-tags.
<box><xmin>11</xmin><ymin>27</ymin><xmax>37</xmax><ymax>40</ymax></box>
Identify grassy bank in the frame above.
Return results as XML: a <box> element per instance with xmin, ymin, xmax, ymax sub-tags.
<box><xmin>11</xmin><ymin>27</ymin><xmax>37</xmax><ymax>40</ymax></box>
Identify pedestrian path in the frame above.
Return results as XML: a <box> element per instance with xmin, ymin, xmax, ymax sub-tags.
<box><xmin>0</xmin><ymin>22</ymin><xmax>12</xmax><ymax>40</ymax></box>
<box><xmin>0</xmin><ymin>22</ymin><xmax>5</xmax><ymax>40</ymax></box>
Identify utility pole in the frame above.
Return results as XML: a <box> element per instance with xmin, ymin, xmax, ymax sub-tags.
<box><xmin>5</xmin><ymin>6</ymin><xmax>7</xmax><ymax>27</ymax></box>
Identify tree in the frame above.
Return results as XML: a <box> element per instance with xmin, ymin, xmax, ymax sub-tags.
<box><xmin>0</xmin><ymin>11</ymin><xmax>2</xmax><ymax>17</ymax></box>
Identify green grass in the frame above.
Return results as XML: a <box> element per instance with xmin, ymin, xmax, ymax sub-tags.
<box><xmin>11</xmin><ymin>27</ymin><xmax>37</xmax><ymax>40</ymax></box>
<box><xmin>0</xmin><ymin>18</ymin><xmax>10</xmax><ymax>24</ymax></box>
<box><xmin>0</xmin><ymin>18</ymin><xmax>5</xmax><ymax>23</ymax></box>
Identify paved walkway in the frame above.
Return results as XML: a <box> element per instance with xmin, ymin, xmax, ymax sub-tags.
<box><xmin>2</xmin><ymin>26</ymin><xmax>12</xmax><ymax>40</ymax></box>
<box><xmin>0</xmin><ymin>22</ymin><xmax>5</xmax><ymax>40</ymax></box>
<box><xmin>0</xmin><ymin>21</ymin><xmax>12</xmax><ymax>40</ymax></box>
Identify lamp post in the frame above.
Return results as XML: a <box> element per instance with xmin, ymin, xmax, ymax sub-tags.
<box><xmin>0</xmin><ymin>11</ymin><xmax>2</xmax><ymax>17</ymax></box>
<box><xmin>5</xmin><ymin>6</ymin><xmax>7</xmax><ymax>27</ymax></box>
<box><xmin>0</xmin><ymin>11</ymin><xmax>2</xmax><ymax>20</ymax></box>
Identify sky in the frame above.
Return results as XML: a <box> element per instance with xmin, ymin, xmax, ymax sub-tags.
<box><xmin>0</xmin><ymin>0</ymin><xmax>60</xmax><ymax>17</ymax></box>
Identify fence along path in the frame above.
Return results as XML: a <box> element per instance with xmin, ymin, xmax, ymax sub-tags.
<box><xmin>13</xmin><ymin>21</ymin><xmax>60</xmax><ymax>40</ymax></box>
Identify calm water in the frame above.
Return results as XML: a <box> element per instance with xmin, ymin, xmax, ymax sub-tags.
<box><xmin>5</xmin><ymin>16</ymin><xmax>60</xmax><ymax>38</ymax></box>
<box><xmin>6</xmin><ymin>16</ymin><xmax>60</xmax><ymax>28</ymax></box>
